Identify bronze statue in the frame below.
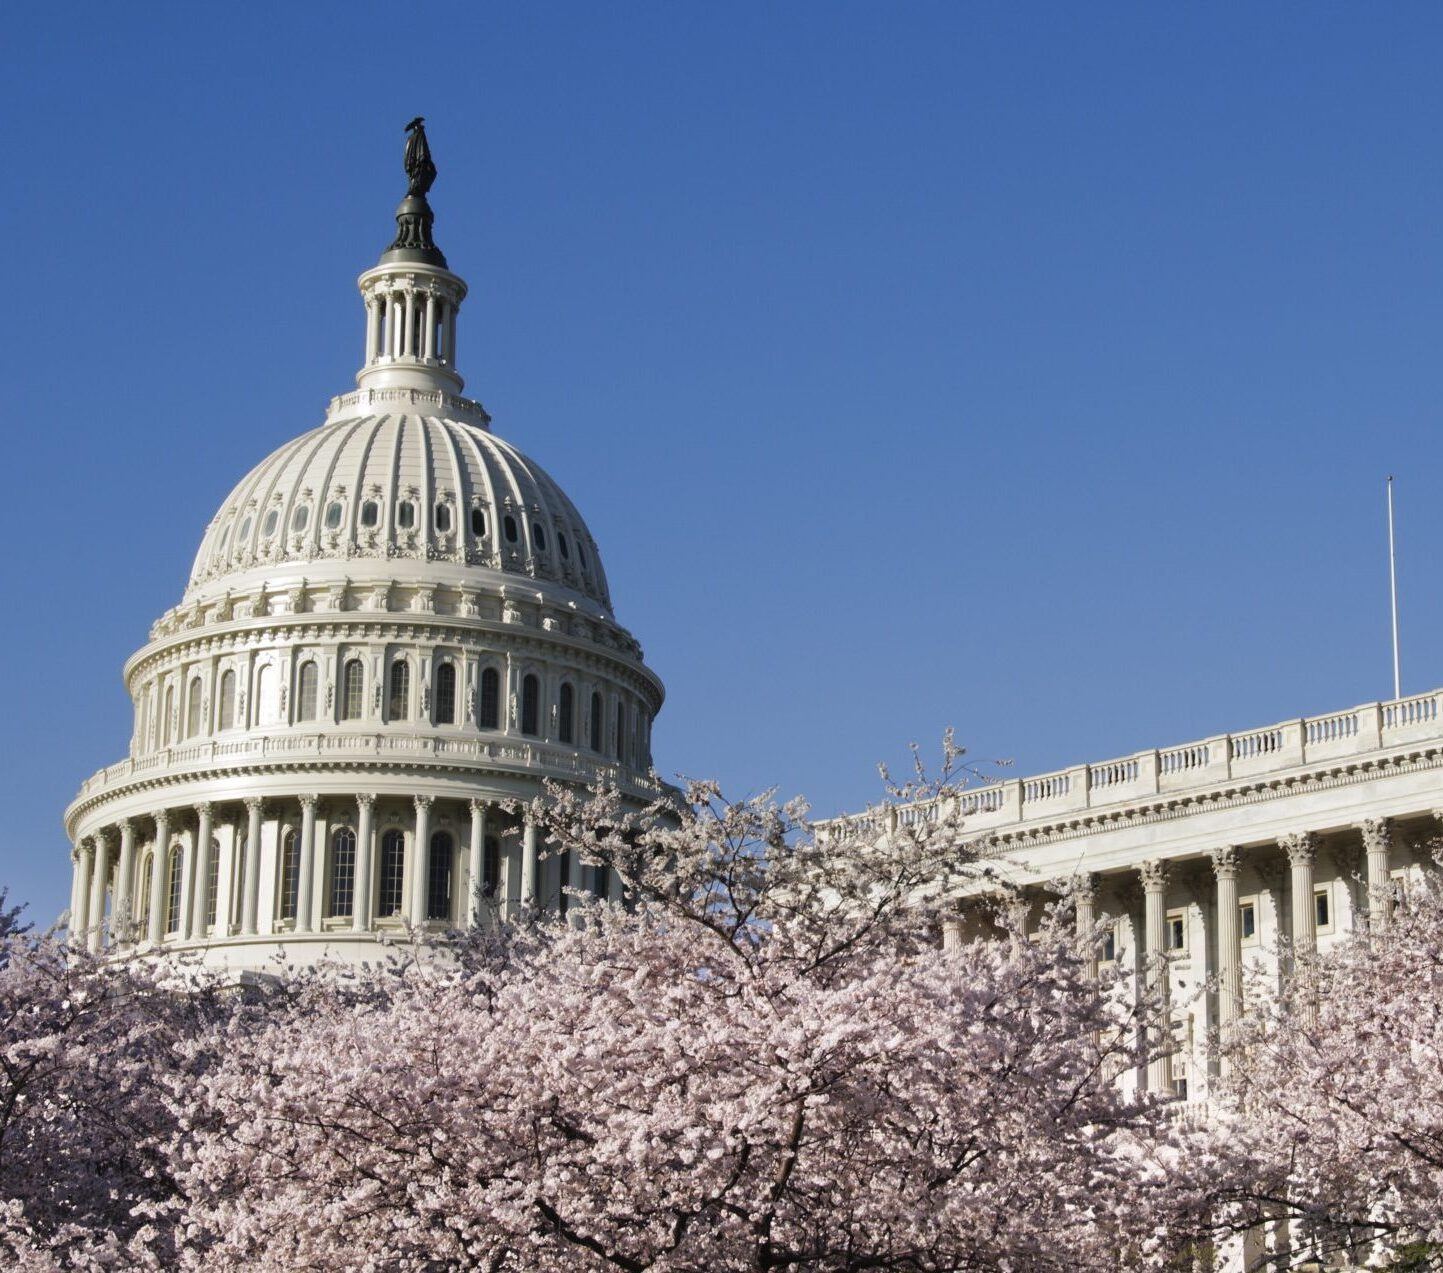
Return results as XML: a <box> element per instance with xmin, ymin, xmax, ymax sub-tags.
<box><xmin>403</xmin><ymin>117</ymin><xmax>437</xmax><ymax>197</ymax></box>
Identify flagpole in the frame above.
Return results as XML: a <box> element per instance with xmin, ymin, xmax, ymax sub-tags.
<box><xmin>1387</xmin><ymin>475</ymin><xmax>1401</xmax><ymax>701</ymax></box>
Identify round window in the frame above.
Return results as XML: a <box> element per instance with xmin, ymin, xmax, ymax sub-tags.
<box><xmin>324</xmin><ymin>502</ymin><xmax>344</xmax><ymax>529</ymax></box>
<box><xmin>262</xmin><ymin>509</ymin><xmax>279</xmax><ymax>537</ymax></box>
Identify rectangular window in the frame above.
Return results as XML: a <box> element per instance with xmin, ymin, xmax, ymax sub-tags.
<box><xmin>1314</xmin><ymin>887</ymin><xmax>1332</xmax><ymax>932</ymax></box>
<box><xmin>1239</xmin><ymin>900</ymin><xmax>1257</xmax><ymax>942</ymax></box>
<box><xmin>1101</xmin><ymin>925</ymin><xmax>1116</xmax><ymax>964</ymax></box>
<box><xmin>1165</xmin><ymin>910</ymin><xmax>1186</xmax><ymax>952</ymax></box>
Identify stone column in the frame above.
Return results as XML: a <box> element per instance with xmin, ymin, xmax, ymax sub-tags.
<box><xmin>1210</xmin><ymin>846</ymin><xmax>1242</xmax><ymax>1041</ymax></box>
<box><xmin>409</xmin><ymin>796</ymin><xmax>432</xmax><ymax>926</ymax></box>
<box><xmin>468</xmin><ymin>799</ymin><xmax>487</xmax><ymax>927</ymax></box>
<box><xmin>1075</xmin><ymin>874</ymin><xmax>1098</xmax><ymax>978</ymax></box>
<box><xmin>402</xmin><ymin>289</ymin><xmax>415</xmax><ymax>357</ymax></box>
<box><xmin>70</xmin><ymin>841</ymin><xmax>93</xmax><ymax>948</ymax></box>
<box><xmin>444</xmin><ymin>305</ymin><xmax>456</xmax><ymax>366</ymax></box>
<box><xmin>423</xmin><ymin>292</ymin><xmax>437</xmax><ymax>360</ymax></box>
<box><xmin>1140</xmin><ymin>859</ymin><xmax>1173</xmax><ymax>1093</ymax></box>
<box><xmin>241</xmin><ymin>797</ymin><xmax>263</xmax><ymax>936</ymax></box>
<box><xmin>114</xmin><ymin>819</ymin><xmax>137</xmax><ymax>945</ymax></box>
<box><xmin>364</xmin><ymin>296</ymin><xmax>379</xmax><ymax>363</ymax></box>
<box><xmin>87</xmin><ymin>831</ymin><xmax>112</xmax><ymax>954</ymax></box>
<box><xmin>1281</xmin><ymin>832</ymin><xmax>1318</xmax><ymax>957</ymax></box>
<box><xmin>941</xmin><ymin>914</ymin><xmax>964</xmax><ymax>953</ymax></box>
<box><xmin>1360</xmin><ymin>818</ymin><xmax>1392</xmax><ymax>929</ymax></box>
<box><xmin>296</xmin><ymin>795</ymin><xmax>319</xmax><ymax>933</ymax></box>
<box><xmin>190</xmin><ymin>803</ymin><xmax>214</xmax><ymax>940</ymax></box>
<box><xmin>521</xmin><ymin>820</ymin><xmax>539</xmax><ymax>909</ymax></box>
<box><xmin>352</xmin><ymin>794</ymin><xmax>375</xmax><ymax>934</ymax></box>
<box><xmin>608</xmin><ymin>863</ymin><xmax>625</xmax><ymax>905</ymax></box>
<box><xmin>147</xmin><ymin>810</ymin><xmax>170</xmax><ymax>945</ymax></box>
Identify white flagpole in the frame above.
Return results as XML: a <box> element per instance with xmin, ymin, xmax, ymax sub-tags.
<box><xmin>1387</xmin><ymin>475</ymin><xmax>1401</xmax><ymax>701</ymax></box>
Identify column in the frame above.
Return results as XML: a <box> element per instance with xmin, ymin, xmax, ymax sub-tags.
<box><xmin>113</xmin><ymin>818</ymin><xmax>137</xmax><ymax>945</ymax></box>
<box><xmin>190</xmin><ymin>803</ymin><xmax>214</xmax><ymax>939</ymax></box>
<box><xmin>607</xmin><ymin>864</ymin><xmax>625</xmax><ymax>905</ymax></box>
<box><xmin>147</xmin><ymin>809</ymin><xmax>170</xmax><ymax>945</ymax></box>
<box><xmin>87</xmin><ymin>831</ymin><xmax>112</xmax><ymax>953</ymax></box>
<box><xmin>70</xmin><ymin>842</ymin><xmax>93</xmax><ymax>948</ymax></box>
<box><xmin>409</xmin><ymin>796</ymin><xmax>432</xmax><ymax>926</ymax></box>
<box><xmin>352</xmin><ymin>794</ymin><xmax>375</xmax><ymax>934</ymax></box>
<box><xmin>1140</xmin><ymin>859</ymin><xmax>1173</xmax><ymax>1093</ymax></box>
<box><xmin>941</xmin><ymin>914</ymin><xmax>964</xmax><ymax>953</ymax></box>
<box><xmin>402</xmin><ymin>290</ymin><xmax>415</xmax><ymax>357</ymax></box>
<box><xmin>423</xmin><ymin>292</ymin><xmax>437</xmax><ymax>360</ymax></box>
<box><xmin>296</xmin><ymin>795</ymin><xmax>319</xmax><ymax>933</ymax></box>
<box><xmin>1073</xmin><ymin>874</ymin><xmax>1099</xmax><ymax>977</ymax></box>
<box><xmin>521</xmin><ymin>819</ymin><xmax>538</xmax><ymax>909</ymax></box>
<box><xmin>444</xmin><ymin>305</ymin><xmax>456</xmax><ymax>366</ymax></box>
<box><xmin>468</xmin><ymin>799</ymin><xmax>487</xmax><ymax>927</ymax></box>
<box><xmin>364</xmin><ymin>296</ymin><xmax>379</xmax><ymax>363</ymax></box>
<box><xmin>1281</xmin><ymin>832</ymin><xmax>1318</xmax><ymax>957</ymax></box>
<box><xmin>241</xmin><ymin>797</ymin><xmax>263</xmax><ymax>935</ymax></box>
<box><xmin>1360</xmin><ymin>818</ymin><xmax>1392</xmax><ymax>929</ymax></box>
<box><xmin>1210</xmin><ymin>846</ymin><xmax>1242</xmax><ymax>1040</ymax></box>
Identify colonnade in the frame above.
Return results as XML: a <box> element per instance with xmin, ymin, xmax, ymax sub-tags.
<box><xmin>68</xmin><ymin>791</ymin><xmax>618</xmax><ymax>954</ymax></box>
<box><xmin>363</xmin><ymin>285</ymin><xmax>456</xmax><ymax>368</ymax></box>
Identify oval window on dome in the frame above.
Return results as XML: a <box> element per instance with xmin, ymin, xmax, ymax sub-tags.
<box><xmin>291</xmin><ymin>505</ymin><xmax>309</xmax><ymax>533</ymax></box>
<box><xmin>435</xmin><ymin>504</ymin><xmax>452</xmax><ymax>533</ymax></box>
<box><xmin>558</xmin><ymin>532</ymin><xmax>569</xmax><ymax>560</ymax></box>
<box><xmin>503</xmin><ymin>514</ymin><xmax>518</xmax><ymax>544</ymax></box>
<box><xmin>397</xmin><ymin>501</ymin><xmax>416</xmax><ymax>530</ymax></box>
<box><xmin>262</xmin><ymin>509</ymin><xmax>279</xmax><ymax>538</ymax></box>
<box><xmin>578</xmin><ymin>542</ymin><xmax>588</xmax><ymax>571</ymax></box>
<box><xmin>533</xmin><ymin>523</ymin><xmax>547</xmax><ymax>553</ymax></box>
<box><xmin>324</xmin><ymin>502</ymin><xmax>344</xmax><ymax>530</ymax></box>
<box><xmin>239</xmin><ymin>516</ymin><xmax>253</xmax><ymax>542</ymax></box>
<box><xmin>360</xmin><ymin>500</ymin><xmax>379</xmax><ymax>528</ymax></box>
<box><xmin>218</xmin><ymin>523</ymin><xmax>232</xmax><ymax>552</ymax></box>
<box><xmin>470</xmin><ymin>506</ymin><xmax>487</xmax><ymax>537</ymax></box>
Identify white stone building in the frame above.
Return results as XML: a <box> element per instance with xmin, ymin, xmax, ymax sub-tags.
<box><xmin>63</xmin><ymin>127</ymin><xmax>666</xmax><ymax>972</ymax></box>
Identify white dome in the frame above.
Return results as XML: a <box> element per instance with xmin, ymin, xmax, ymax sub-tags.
<box><xmin>187</xmin><ymin>392</ymin><xmax>613</xmax><ymax>614</ymax></box>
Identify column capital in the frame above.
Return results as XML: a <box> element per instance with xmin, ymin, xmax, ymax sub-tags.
<box><xmin>468</xmin><ymin>797</ymin><xmax>488</xmax><ymax>816</ymax></box>
<box><xmin>153</xmin><ymin>807</ymin><xmax>171</xmax><ymax>832</ymax></box>
<box><xmin>116</xmin><ymin>816</ymin><xmax>134</xmax><ymax>835</ymax></box>
<box><xmin>193</xmin><ymin>801</ymin><xmax>214</xmax><ymax>819</ymax></box>
<box><xmin>243</xmin><ymin>796</ymin><xmax>265</xmax><ymax>815</ymax></box>
<box><xmin>1139</xmin><ymin>859</ymin><xmax>1168</xmax><ymax>892</ymax></box>
<box><xmin>1358</xmin><ymin>817</ymin><xmax>1391</xmax><ymax>853</ymax></box>
<box><xmin>1209</xmin><ymin>845</ymin><xmax>1240</xmax><ymax>879</ymax></box>
<box><xmin>1281</xmin><ymin>831</ymin><xmax>1317</xmax><ymax>867</ymax></box>
<box><xmin>92</xmin><ymin>828</ymin><xmax>113</xmax><ymax>852</ymax></box>
<box><xmin>356</xmin><ymin>792</ymin><xmax>376</xmax><ymax>811</ymax></box>
<box><xmin>299</xmin><ymin>794</ymin><xmax>320</xmax><ymax>812</ymax></box>
<box><xmin>414</xmin><ymin>794</ymin><xmax>434</xmax><ymax>813</ymax></box>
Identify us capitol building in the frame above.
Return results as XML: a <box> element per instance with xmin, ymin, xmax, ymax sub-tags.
<box><xmin>63</xmin><ymin>126</ymin><xmax>1443</xmax><ymax>1112</ymax></box>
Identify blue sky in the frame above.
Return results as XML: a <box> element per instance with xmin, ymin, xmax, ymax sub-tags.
<box><xmin>5</xmin><ymin>3</ymin><xmax>1443</xmax><ymax>921</ymax></box>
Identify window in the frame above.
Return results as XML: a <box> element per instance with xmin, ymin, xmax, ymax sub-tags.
<box><xmin>1240</xmin><ymin>901</ymin><xmax>1257</xmax><ymax>943</ymax></box>
<box><xmin>185</xmin><ymin>678</ymin><xmax>203</xmax><ymax>738</ymax></box>
<box><xmin>291</xmin><ymin>505</ymin><xmax>309</xmax><ymax>533</ymax></box>
<box><xmin>205</xmin><ymin>838</ymin><xmax>219</xmax><ymax>929</ymax></box>
<box><xmin>360</xmin><ymin>500</ymin><xmax>380</xmax><ymax>528</ymax></box>
<box><xmin>615</xmin><ymin>702</ymin><xmax>627</xmax><ymax>762</ymax></box>
<box><xmin>329</xmin><ymin>828</ymin><xmax>356</xmax><ymax>919</ymax></box>
<box><xmin>558</xmin><ymin>532</ymin><xmax>570</xmax><ymax>560</ymax></box>
<box><xmin>341</xmin><ymin>659</ymin><xmax>364</xmax><ymax>721</ymax></box>
<box><xmin>238</xmin><ymin>516</ymin><xmax>252</xmax><ymax>543</ymax></box>
<box><xmin>578</xmin><ymin>542</ymin><xmax>588</xmax><ymax>571</ymax></box>
<box><xmin>483</xmin><ymin>835</ymin><xmax>501</xmax><ymax>898</ymax></box>
<box><xmin>379</xmin><ymin>830</ymin><xmax>405</xmax><ymax>915</ymax></box>
<box><xmin>218</xmin><ymin>524</ymin><xmax>231</xmax><ymax>552</ymax></box>
<box><xmin>594</xmin><ymin>862</ymin><xmax>610</xmax><ymax>900</ymax></box>
<box><xmin>470</xmin><ymin>506</ymin><xmax>487</xmax><ymax>537</ymax></box>
<box><xmin>533</xmin><ymin>522</ymin><xmax>547</xmax><ymax>552</ymax></box>
<box><xmin>324</xmin><ymin>501</ymin><xmax>344</xmax><ymax>530</ymax></box>
<box><xmin>397</xmin><ymin>501</ymin><xmax>416</xmax><ymax>530</ymax></box>
<box><xmin>1101</xmin><ymin>924</ymin><xmax>1117</xmax><ymax>963</ymax></box>
<box><xmin>434</xmin><ymin>663</ymin><xmax>457</xmax><ymax>725</ymax></box>
<box><xmin>1315</xmin><ymin>887</ymin><xmax>1332</xmax><ymax>932</ymax></box>
<box><xmin>589</xmin><ymin>691</ymin><xmax>603</xmax><ymax>752</ymax></box>
<box><xmin>163</xmin><ymin>685</ymin><xmax>175</xmax><ymax>746</ymax></box>
<box><xmin>278</xmin><ymin>830</ymin><xmax>299</xmax><ymax>921</ymax></box>
<box><xmin>503</xmin><ymin>514</ymin><xmax>518</xmax><ymax>544</ymax></box>
<box><xmin>218</xmin><ymin>670</ymin><xmax>236</xmax><ymax>730</ymax></box>
<box><xmin>297</xmin><ymin>662</ymin><xmax>319</xmax><ymax>722</ymax></box>
<box><xmin>521</xmin><ymin>674</ymin><xmax>540</xmax><ymax>737</ymax></box>
<box><xmin>165</xmin><ymin>848</ymin><xmax>183</xmax><ymax>935</ymax></box>
<box><xmin>435</xmin><ymin>504</ymin><xmax>452</xmax><ymax>533</ymax></box>
<box><xmin>427</xmin><ymin>831</ymin><xmax>453</xmax><ymax>921</ymax></box>
<box><xmin>558</xmin><ymin>683</ymin><xmax>575</xmax><ymax>745</ymax></box>
<box><xmin>262</xmin><ymin>509</ymin><xmax>279</xmax><ymax>537</ymax></box>
<box><xmin>388</xmin><ymin>661</ymin><xmax>410</xmax><ymax>720</ymax></box>
<box><xmin>1165</xmin><ymin>910</ymin><xmax>1186</xmax><ymax>952</ymax></box>
<box><xmin>479</xmin><ymin>667</ymin><xmax>500</xmax><ymax>729</ymax></box>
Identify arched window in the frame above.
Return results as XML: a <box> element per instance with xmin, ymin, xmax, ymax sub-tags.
<box><xmin>278</xmin><ymin>830</ymin><xmax>299</xmax><ymax>921</ymax></box>
<box><xmin>185</xmin><ymin>678</ymin><xmax>203</xmax><ymax>739</ymax></box>
<box><xmin>162</xmin><ymin>684</ymin><xmax>175</xmax><ymax>746</ymax></box>
<box><xmin>427</xmin><ymin>831</ymin><xmax>453</xmax><ymax>921</ymax></box>
<box><xmin>434</xmin><ymin>662</ymin><xmax>457</xmax><ymax>725</ymax></box>
<box><xmin>483</xmin><ymin>835</ymin><xmax>501</xmax><ymax>898</ymax></box>
<box><xmin>329</xmin><ymin>827</ymin><xmax>356</xmax><ymax>919</ymax></box>
<box><xmin>218</xmin><ymin>670</ymin><xmax>236</xmax><ymax>731</ymax></box>
<box><xmin>389</xmin><ymin>661</ymin><xmax>410</xmax><ymax>720</ymax></box>
<box><xmin>165</xmin><ymin>847</ymin><xmax>183</xmax><ymax>935</ymax></box>
<box><xmin>379</xmin><ymin>830</ymin><xmax>405</xmax><ymax>916</ymax></box>
<box><xmin>256</xmin><ymin>665</ymin><xmax>278</xmax><ymax>726</ymax></box>
<box><xmin>615</xmin><ymin>701</ymin><xmax>627</xmax><ymax>762</ymax></box>
<box><xmin>297</xmin><ymin>662</ymin><xmax>319</xmax><ymax>722</ymax></box>
<box><xmin>205</xmin><ymin>838</ymin><xmax>220</xmax><ymax>930</ymax></box>
<box><xmin>342</xmin><ymin>659</ymin><xmax>364</xmax><ymax>721</ymax></box>
<box><xmin>589</xmin><ymin>691</ymin><xmax>603</xmax><ymax>752</ymax></box>
<box><xmin>558</xmin><ymin>683</ymin><xmax>575</xmax><ymax>745</ymax></box>
<box><xmin>479</xmin><ymin>667</ymin><xmax>500</xmax><ymax>729</ymax></box>
<box><xmin>521</xmin><ymin>674</ymin><xmax>540</xmax><ymax>737</ymax></box>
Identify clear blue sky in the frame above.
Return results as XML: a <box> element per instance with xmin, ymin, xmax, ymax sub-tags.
<box><xmin>5</xmin><ymin>3</ymin><xmax>1443</xmax><ymax>922</ymax></box>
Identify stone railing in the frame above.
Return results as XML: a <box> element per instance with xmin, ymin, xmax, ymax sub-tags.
<box><xmin>825</xmin><ymin>689</ymin><xmax>1443</xmax><ymax>837</ymax></box>
<box><xmin>71</xmin><ymin>732</ymin><xmax>666</xmax><ymax>805</ymax></box>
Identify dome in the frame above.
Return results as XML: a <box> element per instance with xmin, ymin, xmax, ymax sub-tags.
<box><xmin>186</xmin><ymin>396</ymin><xmax>614</xmax><ymax>614</ymax></box>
